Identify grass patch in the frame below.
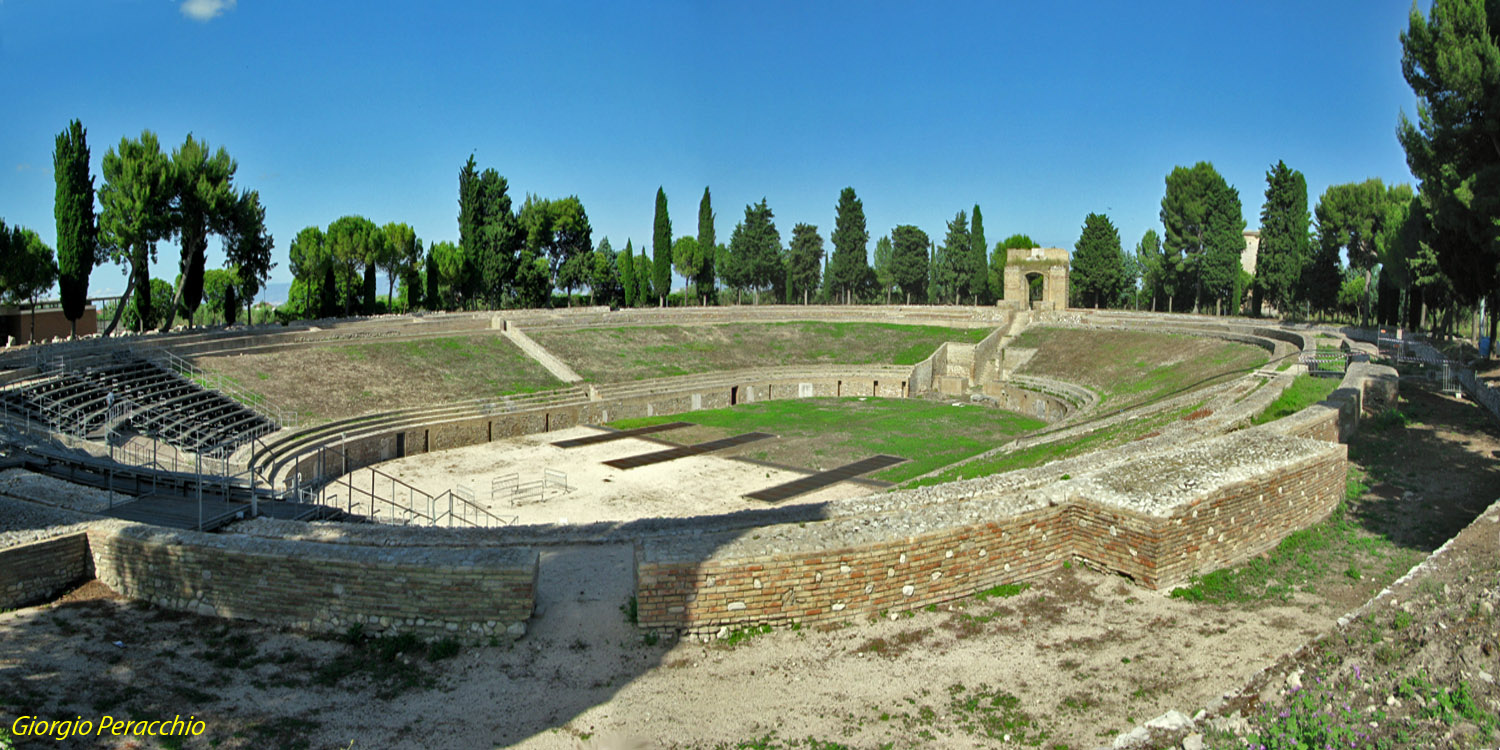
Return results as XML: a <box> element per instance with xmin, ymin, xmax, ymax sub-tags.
<box><xmin>909</xmin><ymin>401</ymin><xmax>1205</xmax><ymax>487</ymax></box>
<box><xmin>534</xmin><ymin>322</ymin><xmax>995</xmax><ymax>382</ymax></box>
<box><xmin>311</xmin><ymin>629</ymin><xmax>458</xmax><ymax>698</ymax></box>
<box><xmin>974</xmin><ymin>582</ymin><xmax>1031</xmax><ymax>601</ymax></box>
<box><xmin>719</xmin><ymin>624</ymin><xmax>774</xmax><ymax>648</ymax></box>
<box><xmin>611</xmin><ymin>397</ymin><xmax>1043</xmax><ymax>482</ymax></box>
<box><xmin>1169</xmin><ymin>469</ymin><xmax>1422</xmax><ymax>604</ymax></box>
<box><xmin>1251</xmin><ymin>374</ymin><xmax>1339</xmax><ymax>425</ymax></box>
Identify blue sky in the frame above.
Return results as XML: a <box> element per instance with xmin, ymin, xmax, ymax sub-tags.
<box><xmin>0</xmin><ymin>0</ymin><xmax>1421</xmax><ymax>299</ymax></box>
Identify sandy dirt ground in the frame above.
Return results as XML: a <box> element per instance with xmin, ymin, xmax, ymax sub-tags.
<box><xmin>3</xmin><ymin>386</ymin><xmax>1497</xmax><ymax>749</ymax></box>
<box><xmin>0</xmin><ymin>553</ymin><xmax>1332</xmax><ymax>750</ymax></box>
<box><xmin>317</xmin><ymin>425</ymin><xmax>874</xmax><ymax>526</ymax></box>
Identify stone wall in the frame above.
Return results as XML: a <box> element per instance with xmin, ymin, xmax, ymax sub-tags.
<box><xmin>635</xmin><ymin>430</ymin><xmax>1346</xmax><ymax>633</ymax></box>
<box><xmin>87</xmin><ymin>521</ymin><xmax>536</xmax><ymax>642</ymax></box>
<box><xmin>279</xmin><ymin>370</ymin><xmax>913</xmax><ymax>488</ymax></box>
<box><xmin>0</xmin><ymin>533</ymin><xmax>92</xmax><ymax>608</ymax></box>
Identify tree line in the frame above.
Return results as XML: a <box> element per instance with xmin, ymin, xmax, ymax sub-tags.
<box><xmin>1070</xmin><ymin>0</ymin><xmax>1500</xmax><ymax>342</ymax></box>
<box><xmin>28</xmin><ymin>120</ymin><xmax>276</xmax><ymax>336</ymax></box>
<box><xmin>31</xmin><ymin>0</ymin><xmax>1496</xmax><ymax>341</ymax></box>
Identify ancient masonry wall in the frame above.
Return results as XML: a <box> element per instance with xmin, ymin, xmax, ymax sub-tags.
<box><xmin>87</xmin><ymin>521</ymin><xmax>537</xmax><ymax>643</ymax></box>
<box><xmin>636</xmin><ymin>432</ymin><xmax>1347</xmax><ymax>633</ymax></box>
<box><xmin>283</xmin><ymin>372</ymin><xmax>912</xmax><ymax>487</ymax></box>
<box><xmin>0</xmin><ymin>532</ymin><xmax>93</xmax><ymax>609</ymax></box>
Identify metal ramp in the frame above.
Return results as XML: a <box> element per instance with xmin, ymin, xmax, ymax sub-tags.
<box><xmin>745</xmin><ymin>455</ymin><xmax>907</xmax><ymax>503</ymax></box>
<box><xmin>551</xmin><ymin>422</ymin><xmax>693</xmax><ymax>448</ymax></box>
<box><xmin>602</xmin><ymin>432</ymin><xmax>775</xmax><ymax>469</ymax></box>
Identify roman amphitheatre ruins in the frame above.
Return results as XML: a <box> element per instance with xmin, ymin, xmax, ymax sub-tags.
<box><xmin>2</xmin><ymin>256</ymin><xmax>1499</xmax><ymax>749</ymax></box>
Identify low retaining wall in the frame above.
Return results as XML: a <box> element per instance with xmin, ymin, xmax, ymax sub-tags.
<box><xmin>0</xmin><ymin>532</ymin><xmax>92</xmax><ymax>608</ymax></box>
<box><xmin>87</xmin><ymin>521</ymin><xmax>537</xmax><ymax>642</ymax></box>
<box><xmin>280</xmin><ymin>371</ymin><xmax>913</xmax><ymax>488</ymax></box>
<box><xmin>1268</xmin><ymin>362</ymin><xmax>1399</xmax><ymax>443</ymax></box>
<box><xmin>636</xmin><ymin>430</ymin><xmax>1346</xmax><ymax>633</ymax></box>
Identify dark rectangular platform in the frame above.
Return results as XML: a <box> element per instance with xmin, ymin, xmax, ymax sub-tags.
<box><xmin>551</xmin><ymin>422</ymin><xmax>694</xmax><ymax>448</ymax></box>
<box><xmin>603</xmin><ymin>432</ymin><xmax>775</xmax><ymax>469</ymax></box>
<box><xmin>745</xmin><ymin>454</ymin><xmax>908</xmax><ymax>503</ymax></box>
<box><xmin>102</xmin><ymin>493</ymin><xmax>250</xmax><ymax>531</ymax></box>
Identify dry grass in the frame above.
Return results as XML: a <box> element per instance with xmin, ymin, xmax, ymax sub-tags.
<box><xmin>198</xmin><ymin>335</ymin><xmax>565</xmax><ymax>423</ymax></box>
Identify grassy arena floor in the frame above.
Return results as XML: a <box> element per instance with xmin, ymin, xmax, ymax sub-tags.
<box><xmin>609</xmin><ymin>397</ymin><xmax>1046</xmax><ymax>483</ymax></box>
<box><xmin>530</xmin><ymin>322</ymin><xmax>994</xmax><ymax>382</ymax></box>
<box><xmin>1010</xmin><ymin>326</ymin><xmax>1268</xmax><ymax>407</ymax></box>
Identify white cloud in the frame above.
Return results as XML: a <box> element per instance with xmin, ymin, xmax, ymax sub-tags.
<box><xmin>180</xmin><ymin>0</ymin><xmax>236</xmax><ymax>22</ymax></box>
<box><xmin>15</xmin><ymin>163</ymin><xmax>31</xmax><ymax>172</ymax></box>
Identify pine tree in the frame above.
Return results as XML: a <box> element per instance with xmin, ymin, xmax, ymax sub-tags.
<box><xmin>53</xmin><ymin>120</ymin><xmax>96</xmax><ymax>338</ymax></box>
<box><xmin>1257</xmin><ymin>161</ymin><xmax>1310</xmax><ymax>316</ymax></box>
<box><xmin>1399</xmin><ymin>0</ymin><xmax>1500</xmax><ymax>341</ymax></box>
<box><xmin>826</xmin><ymin>187</ymin><xmax>869</xmax><ymax>303</ymax></box>
<box><xmin>652</xmin><ymin>187</ymin><xmax>671</xmax><ymax>306</ymax></box>
<box><xmin>1071</xmin><ymin>212</ymin><xmax>1126</xmax><ymax>309</ymax></box>
<box><xmin>1161</xmin><ymin>161</ymin><xmax>1244</xmax><ymax>313</ymax></box>
<box><xmin>728</xmin><ymin>200</ymin><xmax>783</xmax><ymax>304</ymax></box>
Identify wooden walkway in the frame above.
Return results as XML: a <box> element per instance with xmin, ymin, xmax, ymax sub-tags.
<box><xmin>102</xmin><ymin>493</ymin><xmax>249</xmax><ymax>531</ymax></box>
<box><xmin>101</xmin><ymin>493</ymin><xmax>332</xmax><ymax>531</ymax></box>
<box><xmin>745</xmin><ymin>454</ymin><xmax>907</xmax><ymax>503</ymax></box>
<box><xmin>603</xmin><ymin>432</ymin><xmax>775</xmax><ymax>469</ymax></box>
<box><xmin>551</xmin><ymin>422</ymin><xmax>693</xmax><ymax>448</ymax></box>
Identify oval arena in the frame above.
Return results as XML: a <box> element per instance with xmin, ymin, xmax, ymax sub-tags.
<box><xmin>0</xmin><ymin>304</ymin><xmax>1398</xmax><ymax>643</ymax></box>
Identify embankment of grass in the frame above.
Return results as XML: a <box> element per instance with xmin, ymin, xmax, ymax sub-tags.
<box><xmin>1251</xmin><ymin>374</ymin><xmax>1339</xmax><ymax>425</ymax></box>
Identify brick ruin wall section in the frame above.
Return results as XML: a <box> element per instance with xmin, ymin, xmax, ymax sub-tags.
<box><xmin>87</xmin><ymin>522</ymin><xmax>537</xmax><ymax>643</ymax></box>
<box><xmin>636</xmin><ymin>436</ymin><xmax>1345</xmax><ymax>633</ymax></box>
<box><xmin>0</xmin><ymin>533</ymin><xmax>93</xmax><ymax>609</ymax></box>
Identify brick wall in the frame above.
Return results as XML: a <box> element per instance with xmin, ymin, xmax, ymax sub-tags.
<box><xmin>636</xmin><ymin>433</ymin><xmax>1347</xmax><ymax>633</ymax></box>
<box><xmin>87</xmin><ymin>522</ymin><xmax>536</xmax><ymax>642</ymax></box>
<box><xmin>0</xmin><ymin>533</ymin><xmax>92</xmax><ymax>608</ymax></box>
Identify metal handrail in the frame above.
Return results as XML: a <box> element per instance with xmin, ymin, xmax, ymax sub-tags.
<box><xmin>147</xmin><ymin>348</ymin><xmax>299</xmax><ymax>429</ymax></box>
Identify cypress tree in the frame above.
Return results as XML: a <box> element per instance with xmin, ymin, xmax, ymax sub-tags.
<box><xmin>1257</xmin><ymin>161</ymin><xmax>1310</xmax><ymax>316</ymax></box>
<box><xmin>424</xmin><ymin>246</ymin><xmax>439</xmax><ymax>311</ymax></box>
<box><xmin>363</xmin><ymin>262</ymin><xmax>378</xmax><ymax>315</ymax></box>
<box><xmin>223</xmin><ymin>284</ymin><xmax>238</xmax><ymax>325</ymax></box>
<box><xmin>621</xmin><ymin>239</ymin><xmax>637</xmax><ymax>307</ymax></box>
<box><xmin>939</xmin><ymin>211</ymin><xmax>970</xmax><ymax>305</ymax></box>
<box><xmin>697</xmin><ymin>187</ymin><xmax>716</xmax><ymax>302</ymax></box>
<box><xmin>54</xmin><ymin>120</ymin><xmax>96</xmax><ymax>338</ymax></box>
<box><xmin>320</xmin><ymin>265</ymin><xmax>339</xmax><ymax>318</ymax></box>
<box><xmin>635</xmin><ymin>246</ymin><xmax>653</xmax><ymax>304</ymax></box>
<box><xmin>826</xmin><ymin>187</ymin><xmax>870</xmax><ymax>303</ymax></box>
<box><xmin>653</xmin><ymin>187</ymin><xmax>671</xmax><ymax>306</ymax></box>
<box><xmin>969</xmin><ymin>204</ymin><xmax>987</xmax><ymax>303</ymax></box>
<box><xmin>1072</xmin><ymin>212</ymin><xmax>1126</xmax><ymax>308</ymax></box>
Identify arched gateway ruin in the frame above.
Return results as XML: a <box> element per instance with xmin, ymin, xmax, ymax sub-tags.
<box><xmin>0</xmin><ymin>306</ymin><xmax>1397</xmax><ymax>643</ymax></box>
<box><xmin>1002</xmin><ymin>247</ymin><xmax>1071</xmax><ymax>311</ymax></box>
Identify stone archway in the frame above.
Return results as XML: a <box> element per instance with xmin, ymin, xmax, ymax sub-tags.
<box><xmin>1002</xmin><ymin>247</ymin><xmax>1070</xmax><ymax>311</ymax></box>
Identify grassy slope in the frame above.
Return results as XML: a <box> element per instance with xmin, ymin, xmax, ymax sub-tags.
<box><xmin>1250</xmin><ymin>374</ymin><xmax>1340</xmax><ymax>425</ymax></box>
<box><xmin>532</xmin><ymin>322</ymin><xmax>994</xmax><ymax>382</ymax></box>
<box><xmin>1011</xmin><ymin>327</ymin><xmax>1268</xmax><ymax>408</ymax></box>
<box><xmin>611</xmin><ymin>397</ymin><xmax>1044</xmax><ymax>483</ymax></box>
<box><xmin>199</xmin><ymin>335</ymin><xmax>564</xmax><ymax>422</ymax></box>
